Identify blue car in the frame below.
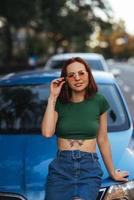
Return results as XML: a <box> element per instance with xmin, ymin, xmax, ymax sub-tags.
<box><xmin>0</xmin><ymin>70</ymin><xmax>134</xmax><ymax>200</ymax></box>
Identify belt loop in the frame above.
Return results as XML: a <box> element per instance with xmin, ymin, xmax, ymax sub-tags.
<box><xmin>78</xmin><ymin>150</ymin><xmax>81</xmax><ymax>159</ymax></box>
<box><xmin>91</xmin><ymin>153</ymin><xmax>94</xmax><ymax>161</ymax></box>
<box><xmin>72</xmin><ymin>150</ymin><xmax>75</xmax><ymax>159</ymax></box>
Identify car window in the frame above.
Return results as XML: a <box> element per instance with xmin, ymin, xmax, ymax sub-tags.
<box><xmin>48</xmin><ymin>60</ymin><xmax>66</xmax><ymax>69</ymax></box>
<box><xmin>0</xmin><ymin>83</ymin><xmax>129</xmax><ymax>134</ymax></box>
<box><xmin>98</xmin><ymin>84</ymin><xmax>129</xmax><ymax>131</ymax></box>
<box><xmin>48</xmin><ymin>59</ymin><xmax>103</xmax><ymax>71</ymax></box>
<box><xmin>86</xmin><ymin>59</ymin><xmax>103</xmax><ymax>70</ymax></box>
<box><xmin>0</xmin><ymin>85</ymin><xmax>49</xmax><ymax>134</ymax></box>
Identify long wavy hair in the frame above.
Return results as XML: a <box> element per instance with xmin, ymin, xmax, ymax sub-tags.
<box><xmin>58</xmin><ymin>57</ymin><xmax>98</xmax><ymax>103</ymax></box>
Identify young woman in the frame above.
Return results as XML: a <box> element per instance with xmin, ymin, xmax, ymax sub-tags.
<box><xmin>41</xmin><ymin>57</ymin><xmax>129</xmax><ymax>200</ymax></box>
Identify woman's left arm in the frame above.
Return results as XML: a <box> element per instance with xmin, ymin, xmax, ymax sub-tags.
<box><xmin>97</xmin><ymin>112</ymin><xmax>129</xmax><ymax>182</ymax></box>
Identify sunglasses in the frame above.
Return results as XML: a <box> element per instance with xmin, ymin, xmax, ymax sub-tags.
<box><xmin>66</xmin><ymin>70</ymin><xmax>88</xmax><ymax>79</ymax></box>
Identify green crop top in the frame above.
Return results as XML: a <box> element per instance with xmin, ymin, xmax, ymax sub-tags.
<box><xmin>55</xmin><ymin>93</ymin><xmax>110</xmax><ymax>139</ymax></box>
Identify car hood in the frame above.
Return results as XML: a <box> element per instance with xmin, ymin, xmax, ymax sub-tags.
<box><xmin>97</xmin><ymin>128</ymin><xmax>133</xmax><ymax>180</ymax></box>
<box><xmin>0</xmin><ymin>129</ymin><xmax>133</xmax><ymax>200</ymax></box>
<box><xmin>101</xmin><ymin>131</ymin><xmax>134</xmax><ymax>188</ymax></box>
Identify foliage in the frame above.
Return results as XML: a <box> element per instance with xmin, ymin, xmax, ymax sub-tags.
<box><xmin>95</xmin><ymin>21</ymin><xmax>134</xmax><ymax>59</ymax></box>
<box><xmin>0</xmin><ymin>0</ymin><xmax>127</xmax><ymax>65</ymax></box>
<box><xmin>0</xmin><ymin>0</ymin><xmax>36</xmax><ymax>27</ymax></box>
<box><xmin>39</xmin><ymin>0</ymin><xmax>113</xmax><ymax>52</ymax></box>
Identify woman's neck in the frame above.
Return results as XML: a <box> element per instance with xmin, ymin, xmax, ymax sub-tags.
<box><xmin>71</xmin><ymin>91</ymin><xmax>85</xmax><ymax>102</ymax></box>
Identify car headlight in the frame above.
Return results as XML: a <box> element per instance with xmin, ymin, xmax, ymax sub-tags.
<box><xmin>104</xmin><ymin>180</ymin><xmax>134</xmax><ymax>200</ymax></box>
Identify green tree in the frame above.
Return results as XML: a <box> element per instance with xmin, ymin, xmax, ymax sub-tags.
<box><xmin>0</xmin><ymin>0</ymin><xmax>36</xmax><ymax>63</ymax></box>
<box><xmin>0</xmin><ymin>0</ymin><xmax>113</xmax><ymax>64</ymax></box>
<box><xmin>39</xmin><ymin>0</ymin><xmax>113</xmax><ymax>53</ymax></box>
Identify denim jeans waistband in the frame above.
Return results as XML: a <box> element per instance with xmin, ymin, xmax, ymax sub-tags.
<box><xmin>57</xmin><ymin>150</ymin><xmax>98</xmax><ymax>160</ymax></box>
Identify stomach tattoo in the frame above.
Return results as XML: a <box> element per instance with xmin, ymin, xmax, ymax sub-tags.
<box><xmin>67</xmin><ymin>139</ymin><xmax>85</xmax><ymax>147</ymax></box>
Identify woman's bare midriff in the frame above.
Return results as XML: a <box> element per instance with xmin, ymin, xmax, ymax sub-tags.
<box><xmin>57</xmin><ymin>138</ymin><xmax>97</xmax><ymax>153</ymax></box>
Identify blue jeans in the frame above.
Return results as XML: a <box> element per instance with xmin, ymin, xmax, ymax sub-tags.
<box><xmin>45</xmin><ymin>150</ymin><xmax>103</xmax><ymax>200</ymax></box>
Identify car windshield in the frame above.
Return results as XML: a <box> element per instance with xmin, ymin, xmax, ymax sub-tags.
<box><xmin>0</xmin><ymin>83</ymin><xmax>129</xmax><ymax>134</ymax></box>
<box><xmin>48</xmin><ymin>59</ymin><xmax>103</xmax><ymax>71</ymax></box>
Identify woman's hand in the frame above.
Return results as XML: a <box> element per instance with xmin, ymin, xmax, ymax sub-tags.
<box><xmin>112</xmin><ymin>169</ymin><xmax>129</xmax><ymax>182</ymax></box>
<box><xmin>50</xmin><ymin>77</ymin><xmax>65</xmax><ymax>99</ymax></box>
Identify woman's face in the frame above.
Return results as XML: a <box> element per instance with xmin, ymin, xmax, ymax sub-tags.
<box><xmin>66</xmin><ymin>61</ymin><xmax>89</xmax><ymax>92</ymax></box>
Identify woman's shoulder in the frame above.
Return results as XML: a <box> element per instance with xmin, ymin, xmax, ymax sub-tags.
<box><xmin>94</xmin><ymin>92</ymin><xmax>110</xmax><ymax>114</ymax></box>
<box><xmin>89</xmin><ymin>92</ymin><xmax>105</xmax><ymax>101</ymax></box>
<box><xmin>55</xmin><ymin>98</ymin><xmax>62</xmax><ymax>112</ymax></box>
<box><xmin>55</xmin><ymin>98</ymin><xmax>67</xmax><ymax>111</ymax></box>
<box><xmin>88</xmin><ymin>92</ymin><xmax>109</xmax><ymax>106</ymax></box>
<box><xmin>94</xmin><ymin>92</ymin><xmax>105</xmax><ymax>100</ymax></box>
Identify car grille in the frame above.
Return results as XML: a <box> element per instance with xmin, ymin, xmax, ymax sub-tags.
<box><xmin>0</xmin><ymin>193</ymin><xmax>26</xmax><ymax>200</ymax></box>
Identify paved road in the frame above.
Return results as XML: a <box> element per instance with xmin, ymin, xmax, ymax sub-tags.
<box><xmin>109</xmin><ymin>62</ymin><xmax>134</xmax><ymax>120</ymax></box>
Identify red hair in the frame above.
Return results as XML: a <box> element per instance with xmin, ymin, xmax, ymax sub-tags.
<box><xmin>59</xmin><ymin>57</ymin><xmax>98</xmax><ymax>103</ymax></box>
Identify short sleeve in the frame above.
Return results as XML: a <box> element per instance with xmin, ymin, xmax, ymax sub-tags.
<box><xmin>99</xmin><ymin>94</ymin><xmax>110</xmax><ymax>115</ymax></box>
<box><xmin>55</xmin><ymin>99</ymin><xmax>60</xmax><ymax>112</ymax></box>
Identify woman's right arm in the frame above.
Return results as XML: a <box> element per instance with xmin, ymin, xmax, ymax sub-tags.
<box><xmin>41</xmin><ymin>77</ymin><xmax>65</xmax><ymax>137</ymax></box>
<box><xmin>41</xmin><ymin>95</ymin><xmax>58</xmax><ymax>137</ymax></box>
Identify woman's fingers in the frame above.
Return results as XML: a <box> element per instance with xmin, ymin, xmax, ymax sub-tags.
<box><xmin>122</xmin><ymin>171</ymin><xmax>129</xmax><ymax>176</ymax></box>
<box><xmin>121</xmin><ymin>177</ymin><xmax>128</xmax><ymax>182</ymax></box>
<box><xmin>114</xmin><ymin>170</ymin><xmax>129</xmax><ymax>182</ymax></box>
<box><xmin>52</xmin><ymin>77</ymin><xmax>65</xmax><ymax>86</ymax></box>
<box><xmin>50</xmin><ymin>77</ymin><xmax>65</xmax><ymax>97</ymax></box>
<box><xmin>117</xmin><ymin>170</ymin><xmax>129</xmax><ymax>177</ymax></box>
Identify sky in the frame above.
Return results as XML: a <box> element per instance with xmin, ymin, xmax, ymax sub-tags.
<box><xmin>109</xmin><ymin>0</ymin><xmax>134</xmax><ymax>34</ymax></box>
